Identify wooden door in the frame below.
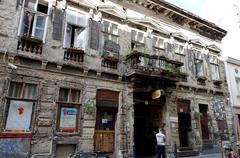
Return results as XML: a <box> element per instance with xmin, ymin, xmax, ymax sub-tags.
<box><xmin>199</xmin><ymin>104</ymin><xmax>209</xmax><ymax>139</ymax></box>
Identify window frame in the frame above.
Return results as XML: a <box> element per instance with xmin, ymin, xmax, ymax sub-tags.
<box><xmin>101</xmin><ymin>19</ymin><xmax>120</xmax><ymax>45</ymax></box>
<box><xmin>236</xmin><ymin>78</ymin><xmax>240</xmax><ymax>97</ymax></box>
<box><xmin>58</xmin><ymin>87</ymin><xmax>81</xmax><ymax>104</ymax></box>
<box><xmin>194</xmin><ymin>49</ymin><xmax>204</xmax><ymax>77</ymax></box>
<box><xmin>131</xmin><ymin>28</ymin><xmax>145</xmax><ymax>53</ymax></box>
<box><xmin>17</xmin><ymin>0</ymin><xmax>50</xmax><ymax>42</ymax></box>
<box><xmin>152</xmin><ymin>35</ymin><xmax>165</xmax><ymax>50</ymax></box>
<box><xmin>209</xmin><ymin>55</ymin><xmax>220</xmax><ymax>81</ymax></box>
<box><xmin>56</xmin><ymin>103</ymin><xmax>81</xmax><ymax>133</ymax></box>
<box><xmin>174</xmin><ymin>43</ymin><xmax>185</xmax><ymax>55</ymax></box>
<box><xmin>4</xmin><ymin>81</ymin><xmax>38</xmax><ymax>133</ymax></box>
<box><xmin>63</xmin><ymin>9</ymin><xmax>89</xmax><ymax>49</ymax></box>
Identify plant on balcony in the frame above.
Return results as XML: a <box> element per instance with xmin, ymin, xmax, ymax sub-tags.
<box><xmin>193</xmin><ymin>111</ymin><xmax>202</xmax><ymax>119</ymax></box>
<box><xmin>162</xmin><ymin>64</ymin><xmax>180</xmax><ymax>74</ymax></box>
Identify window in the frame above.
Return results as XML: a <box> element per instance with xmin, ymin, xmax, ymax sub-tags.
<box><xmin>63</xmin><ymin>10</ymin><xmax>88</xmax><ymax>49</ymax></box>
<box><xmin>4</xmin><ymin>82</ymin><xmax>37</xmax><ymax>132</ymax></box>
<box><xmin>175</xmin><ymin>44</ymin><xmax>185</xmax><ymax>54</ymax></box>
<box><xmin>236</xmin><ymin>78</ymin><xmax>240</xmax><ymax>96</ymax></box>
<box><xmin>194</xmin><ymin>50</ymin><xmax>204</xmax><ymax>77</ymax></box>
<box><xmin>8</xmin><ymin>82</ymin><xmax>37</xmax><ymax>99</ymax></box>
<box><xmin>57</xmin><ymin>87</ymin><xmax>81</xmax><ymax>132</ymax></box>
<box><xmin>131</xmin><ymin>30</ymin><xmax>145</xmax><ymax>53</ymax></box>
<box><xmin>102</xmin><ymin>20</ymin><xmax>119</xmax><ymax>44</ymax></box>
<box><xmin>18</xmin><ymin>0</ymin><xmax>49</xmax><ymax>41</ymax></box>
<box><xmin>59</xmin><ymin>88</ymin><xmax>80</xmax><ymax>103</ymax></box>
<box><xmin>57</xmin><ymin>105</ymin><xmax>79</xmax><ymax>132</ymax></box>
<box><xmin>152</xmin><ymin>36</ymin><xmax>164</xmax><ymax>49</ymax></box>
<box><xmin>209</xmin><ymin>55</ymin><xmax>220</xmax><ymax>80</ymax></box>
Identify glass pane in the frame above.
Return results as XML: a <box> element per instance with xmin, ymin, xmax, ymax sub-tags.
<box><xmin>70</xmin><ymin>90</ymin><xmax>80</xmax><ymax>103</ymax></box>
<box><xmin>25</xmin><ymin>0</ymin><xmax>36</xmax><ymax>10</ymax></box>
<box><xmin>196</xmin><ymin>61</ymin><xmax>204</xmax><ymax>76</ymax></box>
<box><xmin>210</xmin><ymin>64</ymin><xmax>220</xmax><ymax>80</ymax></box>
<box><xmin>137</xmin><ymin>32</ymin><xmax>144</xmax><ymax>42</ymax></box>
<box><xmin>159</xmin><ymin>38</ymin><xmax>164</xmax><ymax>48</ymax></box>
<box><xmin>59</xmin><ymin>88</ymin><xmax>69</xmax><ymax>102</ymax></box>
<box><xmin>8</xmin><ymin>82</ymin><xmax>23</xmax><ymax>98</ymax></box>
<box><xmin>152</xmin><ymin>37</ymin><xmax>157</xmax><ymax>47</ymax></box>
<box><xmin>111</xmin><ymin>23</ymin><xmax>118</xmax><ymax>35</ymax></box>
<box><xmin>131</xmin><ymin>30</ymin><xmax>137</xmax><ymax>40</ymax></box>
<box><xmin>23</xmin><ymin>84</ymin><xmax>37</xmax><ymax>99</ymax></box>
<box><xmin>103</xmin><ymin>21</ymin><xmax>110</xmax><ymax>32</ymax></box>
<box><xmin>32</xmin><ymin>15</ymin><xmax>46</xmax><ymax>39</ymax></box>
<box><xmin>96</xmin><ymin>111</ymin><xmax>115</xmax><ymax>130</ymax></box>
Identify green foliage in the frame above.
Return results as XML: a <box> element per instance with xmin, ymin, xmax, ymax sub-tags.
<box><xmin>163</xmin><ymin>64</ymin><xmax>180</xmax><ymax>74</ymax></box>
<box><xmin>193</xmin><ymin>111</ymin><xmax>202</xmax><ymax>119</ymax></box>
<box><xmin>84</xmin><ymin>99</ymin><xmax>94</xmax><ymax>114</ymax></box>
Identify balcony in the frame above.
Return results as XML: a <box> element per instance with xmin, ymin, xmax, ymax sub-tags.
<box><xmin>126</xmin><ymin>51</ymin><xmax>187</xmax><ymax>82</ymax></box>
<box><xmin>101</xmin><ymin>40</ymin><xmax>120</xmax><ymax>69</ymax></box>
<box><xmin>17</xmin><ymin>36</ymin><xmax>43</xmax><ymax>55</ymax></box>
<box><xmin>64</xmin><ymin>48</ymin><xmax>84</xmax><ymax>63</ymax></box>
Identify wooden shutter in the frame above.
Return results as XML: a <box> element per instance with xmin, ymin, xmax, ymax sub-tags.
<box><xmin>89</xmin><ymin>19</ymin><xmax>100</xmax><ymax>50</ymax></box>
<box><xmin>52</xmin><ymin>8</ymin><xmax>63</xmax><ymax>41</ymax></box>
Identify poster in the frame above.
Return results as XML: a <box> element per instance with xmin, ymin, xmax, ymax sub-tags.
<box><xmin>5</xmin><ymin>100</ymin><xmax>33</xmax><ymax>131</ymax></box>
<box><xmin>59</xmin><ymin>107</ymin><xmax>77</xmax><ymax>131</ymax></box>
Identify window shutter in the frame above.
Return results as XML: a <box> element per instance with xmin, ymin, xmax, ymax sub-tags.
<box><xmin>52</xmin><ymin>8</ymin><xmax>64</xmax><ymax>41</ymax></box>
<box><xmin>89</xmin><ymin>19</ymin><xmax>100</xmax><ymax>50</ymax></box>
<box><xmin>187</xmin><ymin>49</ymin><xmax>195</xmax><ymax>74</ymax></box>
<box><xmin>74</xmin><ymin>28</ymin><xmax>86</xmax><ymax>49</ymax></box>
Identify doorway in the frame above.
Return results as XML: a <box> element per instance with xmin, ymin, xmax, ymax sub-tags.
<box><xmin>56</xmin><ymin>144</ymin><xmax>76</xmax><ymax>158</ymax></box>
<box><xmin>199</xmin><ymin>104</ymin><xmax>209</xmax><ymax>139</ymax></box>
<box><xmin>177</xmin><ymin>99</ymin><xmax>191</xmax><ymax>147</ymax></box>
<box><xmin>134</xmin><ymin>105</ymin><xmax>162</xmax><ymax>157</ymax></box>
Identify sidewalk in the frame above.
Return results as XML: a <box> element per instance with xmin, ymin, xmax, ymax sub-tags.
<box><xmin>185</xmin><ymin>153</ymin><xmax>222</xmax><ymax>158</ymax></box>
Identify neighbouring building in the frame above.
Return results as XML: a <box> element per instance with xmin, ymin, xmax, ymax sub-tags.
<box><xmin>0</xmin><ymin>0</ymin><xmax>233</xmax><ymax>157</ymax></box>
<box><xmin>225</xmin><ymin>57</ymin><xmax>240</xmax><ymax>141</ymax></box>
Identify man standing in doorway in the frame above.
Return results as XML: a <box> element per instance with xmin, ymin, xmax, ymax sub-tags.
<box><xmin>156</xmin><ymin>128</ymin><xmax>166</xmax><ymax>158</ymax></box>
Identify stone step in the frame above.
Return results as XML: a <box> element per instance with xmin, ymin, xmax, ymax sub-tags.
<box><xmin>178</xmin><ymin>150</ymin><xmax>199</xmax><ymax>157</ymax></box>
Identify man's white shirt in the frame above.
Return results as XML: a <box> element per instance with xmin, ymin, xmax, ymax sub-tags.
<box><xmin>156</xmin><ymin>132</ymin><xmax>165</xmax><ymax>146</ymax></box>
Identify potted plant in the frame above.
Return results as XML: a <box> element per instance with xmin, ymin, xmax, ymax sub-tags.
<box><xmin>193</xmin><ymin>111</ymin><xmax>202</xmax><ymax>119</ymax></box>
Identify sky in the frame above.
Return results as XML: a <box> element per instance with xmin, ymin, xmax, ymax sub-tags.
<box><xmin>166</xmin><ymin>0</ymin><xmax>240</xmax><ymax>60</ymax></box>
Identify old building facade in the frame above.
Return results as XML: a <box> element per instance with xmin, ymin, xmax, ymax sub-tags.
<box><xmin>0</xmin><ymin>0</ymin><xmax>233</xmax><ymax>157</ymax></box>
<box><xmin>225</xmin><ymin>57</ymin><xmax>240</xmax><ymax>142</ymax></box>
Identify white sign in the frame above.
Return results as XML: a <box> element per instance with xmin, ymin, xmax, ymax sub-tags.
<box><xmin>5</xmin><ymin>100</ymin><xmax>33</xmax><ymax>131</ymax></box>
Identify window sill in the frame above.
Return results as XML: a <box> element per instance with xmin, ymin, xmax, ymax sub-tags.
<box><xmin>55</xmin><ymin>132</ymin><xmax>80</xmax><ymax>136</ymax></box>
<box><xmin>0</xmin><ymin>132</ymin><xmax>32</xmax><ymax>138</ymax></box>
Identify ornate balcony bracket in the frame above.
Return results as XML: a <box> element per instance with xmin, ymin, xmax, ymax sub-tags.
<box><xmin>213</xmin><ymin>79</ymin><xmax>223</xmax><ymax>85</ymax></box>
<box><xmin>196</xmin><ymin>76</ymin><xmax>208</xmax><ymax>83</ymax></box>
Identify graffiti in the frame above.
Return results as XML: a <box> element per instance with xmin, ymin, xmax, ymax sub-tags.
<box><xmin>0</xmin><ymin>138</ymin><xmax>30</xmax><ymax>158</ymax></box>
<box><xmin>211</xmin><ymin>96</ymin><xmax>226</xmax><ymax>120</ymax></box>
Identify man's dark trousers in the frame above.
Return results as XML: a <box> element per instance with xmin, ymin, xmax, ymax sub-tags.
<box><xmin>157</xmin><ymin>145</ymin><xmax>165</xmax><ymax>158</ymax></box>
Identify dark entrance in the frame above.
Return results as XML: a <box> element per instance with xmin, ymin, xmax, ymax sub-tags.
<box><xmin>199</xmin><ymin>104</ymin><xmax>209</xmax><ymax>139</ymax></box>
<box><xmin>134</xmin><ymin>92</ymin><xmax>166</xmax><ymax>157</ymax></box>
<box><xmin>177</xmin><ymin>99</ymin><xmax>191</xmax><ymax>147</ymax></box>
